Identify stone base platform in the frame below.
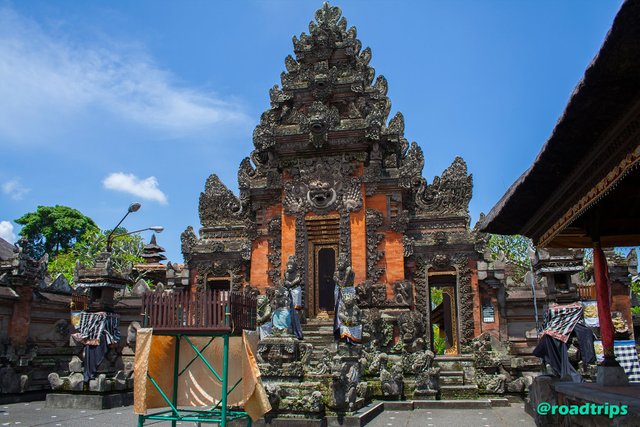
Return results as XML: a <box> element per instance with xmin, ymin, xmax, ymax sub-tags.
<box><xmin>45</xmin><ymin>391</ymin><xmax>133</xmax><ymax>410</ymax></box>
<box><xmin>553</xmin><ymin>382</ymin><xmax>640</xmax><ymax>427</ymax></box>
<box><xmin>254</xmin><ymin>399</ymin><xmax>512</xmax><ymax>426</ymax></box>
<box><xmin>254</xmin><ymin>401</ymin><xmax>384</xmax><ymax>427</ymax></box>
<box><xmin>526</xmin><ymin>375</ymin><xmax>640</xmax><ymax>426</ymax></box>
<box><xmin>0</xmin><ymin>390</ymin><xmax>47</xmax><ymax>405</ymax></box>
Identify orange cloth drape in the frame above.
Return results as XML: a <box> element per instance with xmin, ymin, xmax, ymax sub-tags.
<box><xmin>133</xmin><ymin>329</ymin><xmax>270</xmax><ymax>420</ymax></box>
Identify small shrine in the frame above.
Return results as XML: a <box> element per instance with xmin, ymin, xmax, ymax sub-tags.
<box><xmin>46</xmin><ymin>251</ymin><xmax>133</xmax><ymax>409</ymax></box>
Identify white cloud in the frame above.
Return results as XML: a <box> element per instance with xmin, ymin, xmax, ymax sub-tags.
<box><xmin>103</xmin><ymin>172</ymin><xmax>168</xmax><ymax>204</ymax></box>
<box><xmin>2</xmin><ymin>179</ymin><xmax>30</xmax><ymax>200</ymax></box>
<box><xmin>0</xmin><ymin>221</ymin><xmax>16</xmax><ymax>243</ymax></box>
<box><xmin>0</xmin><ymin>7</ymin><xmax>248</xmax><ymax>145</ymax></box>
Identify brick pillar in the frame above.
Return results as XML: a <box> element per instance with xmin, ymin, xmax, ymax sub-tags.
<box><xmin>8</xmin><ymin>285</ymin><xmax>33</xmax><ymax>346</ymax></box>
<box><xmin>281</xmin><ymin>213</ymin><xmax>296</xmax><ymax>275</ymax></box>
<box><xmin>350</xmin><ymin>208</ymin><xmax>367</xmax><ymax>284</ymax></box>
<box><xmin>250</xmin><ymin>238</ymin><xmax>270</xmax><ymax>290</ymax></box>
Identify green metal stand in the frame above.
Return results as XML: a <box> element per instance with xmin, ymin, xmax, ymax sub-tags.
<box><xmin>137</xmin><ymin>331</ymin><xmax>252</xmax><ymax>427</ymax></box>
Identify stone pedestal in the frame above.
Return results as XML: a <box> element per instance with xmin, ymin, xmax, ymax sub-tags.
<box><xmin>526</xmin><ymin>375</ymin><xmax>561</xmax><ymax>427</ymax></box>
<box><xmin>45</xmin><ymin>391</ymin><xmax>133</xmax><ymax>410</ymax></box>
<box><xmin>596</xmin><ymin>365</ymin><xmax>629</xmax><ymax>386</ymax></box>
<box><xmin>330</xmin><ymin>354</ymin><xmax>363</xmax><ymax>412</ymax></box>
<box><xmin>257</xmin><ymin>335</ymin><xmax>311</xmax><ymax>380</ymax></box>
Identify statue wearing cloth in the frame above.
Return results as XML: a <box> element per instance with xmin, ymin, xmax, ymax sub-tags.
<box><xmin>333</xmin><ymin>254</ymin><xmax>362</xmax><ymax>344</ymax></box>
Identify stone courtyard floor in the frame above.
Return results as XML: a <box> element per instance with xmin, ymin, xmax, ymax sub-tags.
<box><xmin>367</xmin><ymin>406</ymin><xmax>535</xmax><ymax>427</ymax></box>
<box><xmin>0</xmin><ymin>401</ymin><xmax>535</xmax><ymax>426</ymax></box>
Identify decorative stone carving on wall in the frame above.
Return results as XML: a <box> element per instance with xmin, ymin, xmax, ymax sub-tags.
<box><xmin>415</xmin><ymin>157</ymin><xmax>472</xmax><ymax>218</ymax></box>
<box><xmin>399</xmin><ymin>142</ymin><xmax>424</xmax><ymax>189</ymax></box>
<box><xmin>397</xmin><ymin>311</ymin><xmax>425</xmax><ymax>352</ymax></box>
<box><xmin>402</xmin><ymin>236</ymin><xmax>414</xmax><ymax>258</ymax></box>
<box><xmin>193</xmin><ymin>260</ymin><xmax>243</xmax><ymax>292</ymax></box>
<box><xmin>356</xmin><ymin>280</ymin><xmax>387</xmax><ymax>308</ymax></box>
<box><xmin>390</xmin><ymin>210</ymin><xmax>409</xmax><ymax>233</ymax></box>
<box><xmin>339</xmin><ymin>212</ymin><xmax>352</xmax><ymax>263</ymax></box>
<box><xmin>393</xmin><ymin>280</ymin><xmax>413</xmax><ymax>306</ymax></box>
<box><xmin>180</xmin><ymin>226</ymin><xmax>197</xmax><ymax>261</ymax></box>
<box><xmin>454</xmin><ymin>256</ymin><xmax>475</xmax><ymax>344</ymax></box>
<box><xmin>238</xmin><ymin>157</ymin><xmax>257</xmax><ymax>190</ymax></box>
<box><xmin>283</xmin><ymin>158</ymin><xmax>362</xmax><ymax>216</ymax></box>
<box><xmin>199</xmin><ymin>174</ymin><xmax>247</xmax><ymax>227</ymax></box>
<box><xmin>300</xmin><ymin>101</ymin><xmax>340</xmax><ymax>148</ymax></box>
<box><xmin>413</xmin><ymin>255</ymin><xmax>430</xmax><ymax>347</ymax></box>
<box><xmin>379</xmin><ymin>354</ymin><xmax>403</xmax><ymax>399</ymax></box>
<box><xmin>365</xmin><ymin>209</ymin><xmax>385</xmax><ymax>282</ymax></box>
<box><xmin>266</xmin><ymin>217</ymin><xmax>282</xmax><ymax>286</ymax></box>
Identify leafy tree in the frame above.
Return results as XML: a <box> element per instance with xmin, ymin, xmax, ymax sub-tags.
<box><xmin>430</xmin><ymin>288</ymin><xmax>446</xmax><ymax>354</ymax></box>
<box><xmin>631</xmin><ymin>274</ymin><xmax>640</xmax><ymax>315</ymax></box>
<box><xmin>486</xmin><ymin>234</ymin><xmax>533</xmax><ymax>283</ymax></box>
<box><xmin>48</xmin><ymin>228</ymin><xmax>145</xmax><ymax>286</ymax></box>
<box><xmin>15</xmin><ymin>206</ymin><xmax>98</xmax><ymax>258</ymax></box>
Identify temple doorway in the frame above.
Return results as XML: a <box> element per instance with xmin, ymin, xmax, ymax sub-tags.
<box><xmin>315</xmin><ymin>247</ymin><xmax>337</xmax><ymax>314</ymax></box>
<box><xmin>305</xmin><ymin>214</ymin><xmax>340</xmax><ymax>318</ymax></box>
<box><xmin>429</xmin><ymin>269</ymin><xmax>459</xmax><ymax>355</ymax></box>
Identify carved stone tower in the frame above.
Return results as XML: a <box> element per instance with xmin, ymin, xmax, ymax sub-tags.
<box><xmin>183</xmin><ymin>3</ymin><xmax>477</xmax><ymax>357</ymax></box>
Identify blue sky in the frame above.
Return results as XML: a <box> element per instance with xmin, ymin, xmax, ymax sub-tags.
<box><xmin>0</xmin><ymin>0</ymin><xmax>624</xmax><ymax>262</ymax></box>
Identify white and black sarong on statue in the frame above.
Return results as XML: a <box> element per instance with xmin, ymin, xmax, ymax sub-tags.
<box><xmin>73</xmin><ymin>311</ymin><xmax>121</xmax><ymax>382</ymax></box>
<box><xmin>333</xmin><ymin>286</ymin><xmax>362</xmax><ymax>344</ymax></box>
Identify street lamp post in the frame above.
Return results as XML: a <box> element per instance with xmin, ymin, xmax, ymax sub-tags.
<box><xmin>106</xmin><ymin>202</ymin><xmax>141</xmax><ymax>252</ymax></box>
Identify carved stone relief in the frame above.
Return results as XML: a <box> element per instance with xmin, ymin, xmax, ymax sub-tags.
<box><xmin>283</xmin><ymin>158</ymin><xmax>362</xmax><ymax>216</ymax></box>
<box><xmin>414</xmin><ymin>157</ymin><xmax>472</xmax><ymax>218</ymax></box>
<box><xmin>199</xmin><ymin>175</ymin><xmax>247</xmax><ymax>227</ymax></box>
<box><xmin>365</xmin><ymin>209</ymin><xmax>384</xmax><ymax>282</ymax></box>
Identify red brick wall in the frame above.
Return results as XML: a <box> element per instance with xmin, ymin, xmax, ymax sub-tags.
<box><xmin>382</xmin><ymin>231</ymin><xmax>404</xmax><ymax>297</ymax></box>
<box><xmin>350</xmin><ymin>199</ymin><xmax>367</xmax><ymax>284</ymax></box>
<box><xmin>281</xmin><ymin>212</ymin><xmax>296</xmax><ymax>274</ymax></box>
<box><xmin>8</xmin><ymin>286</ymin><xmax>32</xmax><ymax>346</ymax></box>
<box><xmin>250</xmin><ymin>237</ymin><xmax>270</xmax><ymax>292</ymax></box>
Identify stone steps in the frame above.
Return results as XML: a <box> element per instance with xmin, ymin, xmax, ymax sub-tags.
<box><xmin>439</xmin><ymin>370</ymin><xmax>465</xmax><ymax>385</ymax></box>
<box><xmin>302</xmin><ymin>320</ymin><xmax>336</xmax><ymax>363</ymax></box>
<box><xmin>439</xmin><ymin>384</ymin><xmax>480</xmax><ymax>400</ymax></box>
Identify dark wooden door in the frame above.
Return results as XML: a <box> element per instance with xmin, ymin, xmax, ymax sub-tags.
<box><xmin>317</xmin><ymin>247</ymin><xmax>336</xmax><ymax>311</ymax></box>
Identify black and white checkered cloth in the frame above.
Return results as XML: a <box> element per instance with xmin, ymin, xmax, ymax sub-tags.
<box><xmin>541</xmin><ymin>302</ymin><xmax>583</xmax><ymax>343</ymax></box>
<box><xmin>614</xmin><ymin>340</ymin><xmax>640</xmax><ymax>383</ymax></box>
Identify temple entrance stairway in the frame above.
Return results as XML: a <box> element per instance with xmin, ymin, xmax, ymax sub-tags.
<box><xmin>434</xmin><ymin>355</ymin><xmax>479</xmax><ymax>399</ymax></box>
<box><xmin>302</xmin><ymin>317</ymin><xmax>336</xmax><ymax>361</ymax></box>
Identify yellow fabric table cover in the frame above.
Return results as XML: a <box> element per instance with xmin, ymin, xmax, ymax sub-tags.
<box><xmin>133</xmin><ymin>329</ymin><xmax>270</xmax><ymax>420</ymax></box>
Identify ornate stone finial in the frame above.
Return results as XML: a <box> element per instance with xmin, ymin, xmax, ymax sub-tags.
<box><xmin>198</xmin><ymin>174</ymin><xmax>245</xmax><ymax>227</ymax></box>
<box><xmin>180</xmin><ymin>226</ymin><xmax>197</xmax><ymax>259</ymax></box>
<box><xmin>415</xmin><ymin>156</ymin><xmax>473</xmax><ymax>218</ymax></box>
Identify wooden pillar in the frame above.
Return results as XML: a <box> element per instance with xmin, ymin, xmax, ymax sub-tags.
<box><xmin>593</xmin><ymin>244</ymin><xmax>618</xmax><ymax>366</ymax></box>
